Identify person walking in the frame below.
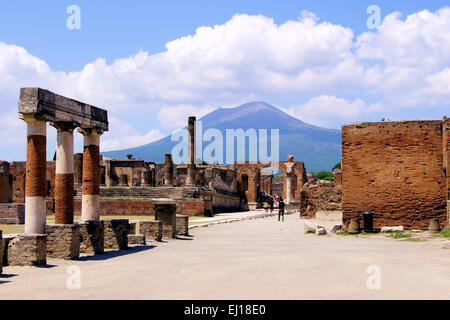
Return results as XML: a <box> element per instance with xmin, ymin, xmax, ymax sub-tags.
<box><xmin>278</xmin><ymin>197</ymin><xmax>285</xmax><ymax>221</ymax></box>
<box><xmin>269</xmin><ymin>196</ymin><xmax>274</xmax><ymax>213</ymax></box>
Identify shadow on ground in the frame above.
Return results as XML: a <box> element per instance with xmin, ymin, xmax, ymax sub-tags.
<box><xmin>78</xmin><ymin>245</ymin><xmax>156</xmax><ymax>261</ymax></box>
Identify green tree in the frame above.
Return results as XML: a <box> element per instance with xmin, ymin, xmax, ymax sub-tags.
<box><xmin>332</xmin><ymin>162</ymin><xmax>341</xmax><ymax>170</ymax></box>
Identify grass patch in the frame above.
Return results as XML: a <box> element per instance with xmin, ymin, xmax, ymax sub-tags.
<box><xmin>434</xmin><ymin>228</ymin><xmax>450</xmax><ymax>238</ymax></box>
<box><xmin>404</xmin><ymin>237</ymin><xmax>427</xmax><ymax>242</ymax></box>
<box><xmin>387</xmin><ymin>231</ymin><xmax>412</xmax><ymax>239</ymax></box>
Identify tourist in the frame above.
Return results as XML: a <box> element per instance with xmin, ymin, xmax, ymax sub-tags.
<box><xmin>278</xmin><ymin>197</ymin><xmax>285</xmax><ymax>221</ymax></box>
<box><xmin>269</xmin><ymin>196</ymin><xmax>274</xmax><ymax>213</ymax></box>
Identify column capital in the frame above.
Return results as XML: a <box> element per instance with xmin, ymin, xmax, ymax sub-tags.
<box><xmin>77</xmin><ymin>127</ymin><xmax>104</xmax><ymax>136</ymax></box>
<box><xmin>51</xmin><ymin>121</ymin><xmax>77</xmax><ymax>132</ymax></box>
<box><xmin>20</xmin><ymin>114</ymin><xmax>46</xmax><ymax>124</ymax></box>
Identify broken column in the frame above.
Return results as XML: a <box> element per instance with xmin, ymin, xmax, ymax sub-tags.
<box><xmin>0</xmin><ymin>161</ymin><xmax>10</xmax><ymax>203</ymax></box>
<box><xmin>23</xmin><ymin>115</ymin><xmax>47</xmax><ymax>234</ymax></box>
<box><xmin>53</xmin><ymin>122</ymin><xmax>76</xmax><ymax>225</ymax></box>
<box><xmin>247</xmin><ymin>171</ymin><xmax>260</xmax><ymax>210</ymax></box>
<box><xmin>164</xmin><ymin>154</ymin><xmax>174</xmax><ymax>185</ymax></box>
<box><xmin>155</xmin><ymin>202</ymin><xmax>177</xmax><ymax>238</ymax></box>
<box><xmin>79</xmin><ymin>128</ymin><xmax>102</xmax><ymax>221</ymax></box>
<box><xmin>186</xmin><ymin>116</ymin><xmax>196</xmax><ymax>185</ymax></box>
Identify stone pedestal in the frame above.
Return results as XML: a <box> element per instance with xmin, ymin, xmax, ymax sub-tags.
<box><xmin>155</xmin><ymin>203</ymin><xmax>176</xmax><ymax>239</ymax></box>
<box><xmin>129</xmin><ymin>222</ymin><xmax>137</xmax><ymax>235</ymax></box>
<box><xmin>45</xmin><ymin>225</ymin><xmax>80</xmax><ymax>259</ymax></box>
<box><xmin>139</xmin><ymin>221</ymin><xmax>162</xmax><ymax>241</ymax></box>
<box><xmin>0</xmin><ymin>203</ymin><xmax>25</xmax><ymax>224</ymax></box>
<box><xmin>176</xmin><ymin>215</ymin><xmax>189</xmax><ymax>236</ymax></box>
<box><xmin>104</xmin><ymin>219</ymin><xmax>129</xmax><ymax>250</ymax></box>
<box><xmin>78</xmin><ymin>220</ymin><xmax>104</xmax><ymax>254</ymax></box>
<box><xmin>128</xmin><ymin>234</ymin><xmax>146</xmax><ymax>245</ymax></box>
<box><xmin>7</xmin><ymin>234</ymin><xmax>46</xmax><ymax>266</ymax></box>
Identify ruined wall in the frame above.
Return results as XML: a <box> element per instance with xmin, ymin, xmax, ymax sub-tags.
<box><xmin>299</xmin><ymin>180</ymin><xmax>342</xmax><ymax>218</ymax></box>
<box><xmin>342</xmin><ymin>120</ymin><xmax>448</xmax><ymax>229</ymax></box>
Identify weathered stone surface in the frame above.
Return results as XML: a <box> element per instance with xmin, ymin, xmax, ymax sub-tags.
<box><xmin>128</xmin><ymin>234</ymin><xmax>146</xmax><ymax>245</ymax></box>
<box><xmin>104</xmin><ymin>219</ymin><xmax>129</xmax><ymax>250</ymax></box>
<box><xmin>381</xmin><ymin>226</ymin><xmax>404</xmax><ymax>232</ymax></box>
<box><xmin>0</xmin><ymin>230</ymin><xmax>2</xmax><ymax>274</ymax></box>
<box><xmin>0</xmin><ymin>203</ymin><xmax>25</xmax><ymax>224</ymax></box>
<box><xmin>7</xmin><ymin>234</ymin><xmax>46</xmax><ymax>266</ymax></box>
<box><xmin>128</xmin><ymin>222</ymin><xmax>136</xmax><ymax>235</ymax></box>
<box><xmin>315</xmin><ymin>227</ymin><xmax>327</xmax><ymax>235</ymax></box>
<box><xmin>304</xmin><ymin>221</ymin><xmax>316</xmax><ymax>233</ymax></box>
<box><xmin>45</xmin><ymin>224</ymin><xmax>80</xmax><ymax>259</ymax></box>
<box><xmin>139</xmin><ymin>220</ymin><xmax>162</xmax><ymax>242</ymax></box>
<box><xmin>78</xmin><ymin>220</ymin><xmax>104</xmax><ymax>254</ymax></box>
<box><xmin>342</xmin><ymin>120</ymin><xmax>448</xmax><ymax>230</ymax></box>
<box><xmin>299</xmin><ymin>180</ymin><xmax>342</xmax><ymax>218</ymax></box>
<box><xmin>155</xmin><ymin>203</ymin><xmax>176</xmax><ymax>239</ymax></box>
<box><xmin>330</xmin><ymin>224</ymin><xmax>342</xmax><ymax>233</ymax></box>
<box><xmin>176</xmin><ymin>215</ymin><xmax>189</xmax><ymax>236</ymax></box>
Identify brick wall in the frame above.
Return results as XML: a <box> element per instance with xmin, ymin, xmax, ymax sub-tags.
<box><xmin>342</xmin><ymin>120</ymin><xmax>448</xmax><ymax>229</ymax></box>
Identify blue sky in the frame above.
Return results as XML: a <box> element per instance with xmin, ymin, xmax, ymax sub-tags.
<box><xmin>0</xmin><ymin>0</ymin><xmax>449</xmax><ymax>160</ymax></box>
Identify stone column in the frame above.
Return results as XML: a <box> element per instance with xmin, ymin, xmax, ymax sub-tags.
<box><xmin>164</xmin><ymin>154</ymin><xmax>173</xmax><ymax>185</ymax></box>
<box><xmin>186</xmin><ymin>116</ymin><xmax>196</xmax><ymax>185</ymax></box>
<box><xmin>286</xmin><ymin>175</ymin><xmax>293</xmax><ymax>204</ymax></box>
<box><xmin>54</xmin><ymin>122</ymin><xmax>75</xmax><ymax>225</ymax></box>
<box><xmin>23</xmin><ymin>116</ymin><xmax>47</xmax><ymax>234</ymax></box>
<box><xmin>0</xmin><ymin>161</ymin><xmax>10</xmax><ymax>203</ymax></box>
<box><xmin>80</xmin><ymin>129</ymin><xmax>101</xmax><ymax>221</ymax></box>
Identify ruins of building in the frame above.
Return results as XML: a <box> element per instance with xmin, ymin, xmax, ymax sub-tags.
<box><xmin>341</xmin><ymin>118</ymin><xmax>450</xmax><ymax>230</ymax></box>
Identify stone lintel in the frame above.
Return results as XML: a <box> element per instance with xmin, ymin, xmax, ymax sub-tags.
<box><xmin>18</xmin><ymin>87</ymin><xmax>108</xmax><ymax>132</ymax></box>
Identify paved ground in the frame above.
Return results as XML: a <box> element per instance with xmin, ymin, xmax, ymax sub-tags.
<box><xmin>1</xmin><ymin>213</ymin><xmax>449</xmax><ymax>300</ymax></box>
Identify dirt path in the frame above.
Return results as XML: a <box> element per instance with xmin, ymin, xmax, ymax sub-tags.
<box><xmin>1</xmin><ymin>214</ymin><xmax>449</xmax><ymax>299</ymax></box>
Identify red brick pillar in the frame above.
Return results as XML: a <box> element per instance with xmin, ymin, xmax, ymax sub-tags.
<box><xmin>186</xmin><ymin>116</ymin><xmax>196</xmax><ymax>185</ymax></box>
<box><xmin>80</xmin><ymin>129</ymin><xmax>101</xmax><ymax>221</ymax></box>
<box><xmin>54</xmin><ymin>122</ymin><xmax>76</xmax><ymax>224</ymax></box>
<box><xmin>23</xmin><ymin>116</ymin><xmax>47</xmax><ymax>234</ymax></box>
<box><xmin>0</xmin><ymin>161</ymin><xmax>10</xmax><ymax>203</ymax></box>
<box><xmin>164</xmin><ymin>154</ymin><xmax>173</xmax><ymax>185</ymax></box>
<box><xmin>443</xmin><ymin>116</ymin><xmax>450</xmax><ymax>225</ymax></box>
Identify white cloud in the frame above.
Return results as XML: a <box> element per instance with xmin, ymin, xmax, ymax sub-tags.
<box><xmin>285</xmin><ymin>95</ymin><xmax>384</xmax><ymax>128</ymax></box>
<box><xmin>101</xmin><ymin>117</ymin><xmax>165</xmax><ymax>152</ymax></box>
<box><xmin>1</xmin><ymin>7</ymin><xmax>450</xmax><ymax>159</ymax></box>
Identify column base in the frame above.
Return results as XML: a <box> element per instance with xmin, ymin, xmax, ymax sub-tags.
<box><xmin>247</xmin><ymin>202</ymin><xmax>258</xmax><ymax>211</ymax></box>
<box><xmin>7</xmin><ymin>234</ymin><xmax>47</xmax><ymax>266</ymax></box>
<box><xmin>45</xmin><ymin>224</ymin><xmax>80</xmax><ymax>260</ymax></box>
<box><xmin>176</xmin><ymin>215</ymin><xmax>189</xmax><ymax>236</ymax></box>
<box><xmin>78</xmin><ymin>220</ymin><xmax>104</xmax><ymax>255</ymax></box>
<box><xmin>104</xmin><ymin>219</ymin><xmax>129</xmax><ymax>250</ymax></box>
<box><xmin>139</xmin><ymin>221</ymin><xmax>162</xmax><ymax>242</ymax></box>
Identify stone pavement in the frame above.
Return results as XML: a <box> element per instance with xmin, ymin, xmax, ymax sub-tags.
<box><xmin>1</xmin><ymin>213</ymin><xmax>449</xmax><ymax>299</ymax></box>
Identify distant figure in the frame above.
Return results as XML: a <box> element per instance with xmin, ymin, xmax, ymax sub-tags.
<box><xmin>263</xmin><ymin>201</ymin><xmax>269</xmax><ymax>214</ymax></box>
<box><xmin>278</xmin><ymin>197</ymin><xmax>285</xmax><ymax>222</ymax></box>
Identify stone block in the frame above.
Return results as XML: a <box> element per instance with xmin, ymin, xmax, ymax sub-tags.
<box><xmin>45</xmin><ymin>224</ymin><xmax>80</xmax><ymax>260</ymax></box>
<box><xmin>7</xmin><ymin>234</ymin><xmax>46</xmax><ymax>266</ymax></box>
<box><xmin>78</xmin><ymin>220</ymin><xmax>104</xmax><ymax>255</ymax></box>
<box><xmin>304</xmin><ymin>221</ymin><xmax>316</xmax><ymax>233</ymax></box>
<box><xmin>139</xmin><ymin>220</ymin><xmax>162</xmax><ymax>242</ymax></box>
<box><xmin>128</xmin><ymin>234</ymin><xmax>146</xmax><ymax>245</ymax></box>
<box><xmin>104</xmin><ymin>219</ymin><xmax>129</xmax><ymax>250</ymax></box>
<box><xmin>176</xmin><ymin>215</ymin><xmax>189</xmax><ymax>236</ymax></box>
<box><xmin>155</xmin><ymin>203</ymin><xmax>176</xmax><ymax>239</ymax></box>
<box><xmin>381</xmin><ymin>226</ymin><xmax>404</xmax><ymax>232</ymax></box>
<box><xmin>0</xmin><ymin>203</ymin><xmax>25</xmax><ymax>224</ymax></box>
<box><xmin>2</xmin><ymin>234</ymin><xmax>16</xmax><ymax>266</ymax></box>
<box><xmin>129</xmin><ymin>222</ymin><xmax>136</xmax><ymax>235</ymax></box>
<box><xmin>443</xmin><ymin>241</ymin><xmax>450</xmax><ymax>249</ymax></box>
<box><xmin>315</xmin><ymin>227</ymin><xmax>327</xmax><ymax>235</ymax></box>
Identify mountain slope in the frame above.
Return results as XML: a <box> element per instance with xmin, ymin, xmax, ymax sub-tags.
<box><xmin>103</xmin><ymin>102</ymin><xmax>341</xmax><ymax>172</ymax></box>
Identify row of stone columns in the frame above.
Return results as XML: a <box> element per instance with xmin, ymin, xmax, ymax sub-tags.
<box><xmin>23</xmin><ymin>116</ymin><xmax>102</xmax><ymax>234</ymax></box>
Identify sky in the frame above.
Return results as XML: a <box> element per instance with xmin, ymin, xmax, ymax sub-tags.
<box><xmin>0</xmin><ymin>0</ymin><xmax>449</xmax><ymax>161</ymax></box>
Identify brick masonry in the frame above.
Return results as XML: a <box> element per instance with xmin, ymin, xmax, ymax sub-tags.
<box><xmin>104</xmin><ymin>219</ymin><xmax>129</xmax><ymax>250</ymax></box>
<box><xmin>139</xmin><ymin>221</ymin><xmax>162</xmax><ymax>241</ymax></box>
<box><xmin>176</xmin><ymin>215</ymin><xmax>189</xmax><ymax>236</ymax></box>
<box><xmin>7</xmin><ymin>234</ymin><xmax>47</xmax><ymax>266</ymax></box>
<box><xmin>45</xmin><ymin>225</ymin><xmax>80</xmax><ymax>259</ymax></box>
<box><xmin>342</xmin><ymin>120</ymin><xmax>449</xmax><ymax>230</ymax></box>
<box><xmin>0</xmin><ymin>203</ymin><xmax>25</xmax><ymax>224</ymax></box>
<box><xmin>0</xmin><ymin>230</ymin><xmax>2</xmax><ymax>274</ymax></box>
<box><xmin>78</xmin><ymin>220</ymin><xmax>104</xmax><ymax>254</ymax></box>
